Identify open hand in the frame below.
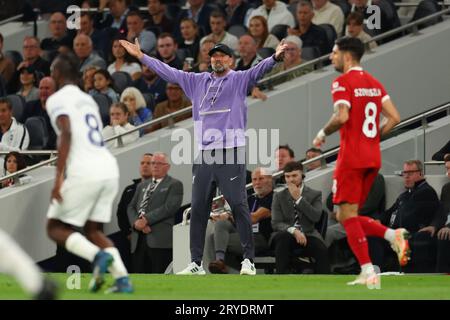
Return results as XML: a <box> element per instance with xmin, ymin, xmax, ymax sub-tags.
<box><xmin>119</xmin><ymin>38</ymin><xmax>143</xmax><ymax>60</ymax></box>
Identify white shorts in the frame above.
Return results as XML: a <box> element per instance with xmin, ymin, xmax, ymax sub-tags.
<box><xmin>47</xmin><ymin>178</ymin><xmax>119</xmax><ymax>227</ymax></box>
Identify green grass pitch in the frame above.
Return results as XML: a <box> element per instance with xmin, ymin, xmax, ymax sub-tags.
<box><xmin>0</xmin><ymin>274</ymin><xmax>449</xmax><ymax>300</ymax></box>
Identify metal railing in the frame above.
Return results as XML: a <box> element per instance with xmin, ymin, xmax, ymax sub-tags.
<box><xmin>0</xmin><ymin>150</ymin><xmax>56</xmax><ymax>156</ymax></box>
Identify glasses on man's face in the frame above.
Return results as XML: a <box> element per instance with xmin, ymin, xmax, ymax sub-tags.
<box><xmin>151</xmin><ymin>161</ymin><xmax>168</xmax><ymax>166</ymax></box>
<box><xmin>285</xmin><ymin>47</ymin><xmax>297</xmax><ymax>52</ymax></box>
<box><xmin>401</xmin><ymin>170</ymin><xmax>420</xmax><ymax>176</ymax></box>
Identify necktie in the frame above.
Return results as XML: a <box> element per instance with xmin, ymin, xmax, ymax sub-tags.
<box><xmin>138</xmin><ymin>179</ymin><xmax>157</xmax><ymax>216</ymax></box>
<box><xmin>293</xmin><ymin>203</ymin><xmax>303</xmax><ymax>232</ymax></box>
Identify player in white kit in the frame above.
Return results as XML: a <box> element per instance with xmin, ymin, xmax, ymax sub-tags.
<box><xmin>46</xmin><ymin>54</ymin><xmax>132</xmax><ymax>293</ymax></box>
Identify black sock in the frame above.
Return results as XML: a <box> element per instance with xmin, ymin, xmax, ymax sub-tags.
<box><xmin>194</xmin><ymin>261</ymin><xmax>202</xmax><ymax>266</ymax></box>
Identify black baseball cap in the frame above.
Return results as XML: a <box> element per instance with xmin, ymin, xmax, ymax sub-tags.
<box><xmin>19</xmin><ymin>65</ymin><xmax>36</xmax><ymax>73</ymax></box>
<box><xmin>208</xmin><ymin>43</ymin><xmax>234</xmax><ymax>57</ymax></box>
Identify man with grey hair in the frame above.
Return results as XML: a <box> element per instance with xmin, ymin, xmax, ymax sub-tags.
<box><xmin>127</xmin><ymin>152</ymin><xmax>184</xmax><ymax>273</ymax></box>
<box><xmin>73</xmin><ymin>34</ymin><xmax>106</xmax><ymax>72</ymax></box>
<box><xmin>206</xmin><ymin>167</ymin><xmax>274</xmax><ymax>274</ymax></box>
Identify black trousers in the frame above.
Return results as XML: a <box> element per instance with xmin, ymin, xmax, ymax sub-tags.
<box><xmin>273</xmin><ymin>231</ymin><xmax>330</xmax><ymax>274</ymax></box>
<box><xmin>131</xmin><ymin>234</ymin><xmax>172</xmax><ymax>274</ymax></box>
<box><xmin>436</xmin><ymin>238</ymin><xmax>450</xmax><ymax>273</ymax></box>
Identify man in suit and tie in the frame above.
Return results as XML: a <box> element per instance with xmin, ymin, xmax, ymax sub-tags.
<box><xmin>127</xmin><ymin>152</ymin><xmax>183</xmax><ymax>273</ymax></box>
<box><xmin>271</xmin><ymin>161</ymin><xmax>330</xmax><ymax>274</ymax></box>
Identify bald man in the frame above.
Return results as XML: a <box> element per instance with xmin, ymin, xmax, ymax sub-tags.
<box><xmin>73</xmin><ymin>34</ymin><xmax>106</xmax><ymax>72</ymax></box>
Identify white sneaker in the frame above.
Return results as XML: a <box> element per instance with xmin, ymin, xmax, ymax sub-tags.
<box><xmin>240</xmin><ymin>258</ymin><xmax>256</xmax><ymax>275</ymax></box>
<box><xmin>347</xmin><ymin>267</ymin><xmax>380</xmax><ymax>287</ymax></box>
<box><xmin>390</xmin><ymin>228</ymin><xmax>411</xmax><ymax>267</ymax></box>
<box><xmin>176</xmin><ymin>262</ymin><xmax>206</xmax><ymax>275</ymax></box>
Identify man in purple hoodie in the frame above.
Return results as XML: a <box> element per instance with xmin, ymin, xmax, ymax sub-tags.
<box><xmin>120</xmin><ymin>38</ymin><xmax>287</xmax><ymax>275</ymax></box>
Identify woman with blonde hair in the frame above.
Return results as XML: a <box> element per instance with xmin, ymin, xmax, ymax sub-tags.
<box><xmin>248</xmin><ymin>16</ymin><xmax>280</xmax><ymax>50</ymax></box>
<box><xmin>120</xmin><ymin>87</ymin><xmax>152</xmax><ymax>135</ymax></box>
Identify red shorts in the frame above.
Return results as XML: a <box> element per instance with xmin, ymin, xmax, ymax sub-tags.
<box><xmin>332</xmin><ymin>167</ymin><xmax>379</xmax><ymax>208</ymax></box>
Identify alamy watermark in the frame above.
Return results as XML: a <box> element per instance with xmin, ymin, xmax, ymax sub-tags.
<box><xmin>66</xmin><ymin>265</ymin><xmax>81</xmax><ymax>290</ymax></box>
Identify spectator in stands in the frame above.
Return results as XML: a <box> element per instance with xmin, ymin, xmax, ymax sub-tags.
<box><xmin>248</xmin><ymin>16</ymin><xmax>280</xmax><ymax>50</ymax></box>
<box><xmin>373</xmin><ymin>160</ymin><xmax>444</xmax><ymax>272</ymax></box>
<box><xmin>305</xmin><ymin>147</ymin><xmax>323</xmax><ymax>172</ymax></box>
<box><xmin>235</xmin><ymin>34</ymin><xmax>263</xmax><ymax>71</ymax></box>
<box><xmin>116</xmin><ymin>153</ymin><xmax>153</xmax><ymax>270</ymax></box>
<box><xmin>108</xmin><ymin>38</ymin><xmax>142</xmax><ymax>81</ymax></box>
<box><xmin>432</xmin><ymin>140</ymin><xmax>450</xmax><ymax>161</ymax></box>
<box><xmin>176</xmin><ymin>0</ymin><xmax>216</xmax><ymax>37</ymax></box>
<box><xmin>133</xmin><ymin>63</ymin><xmax>167</xmax><ymax>104</ymax></box>
<box><xmin>78</xmin><ymin>13</ymin><xmax>108</xmax><ymax>59</ymax></box>
<box><xmin>312</xmin><ymin>0</ymin><xmax>345</xmax><ymax>36</ymax></box>
<box><xmin>145</xmin><ymin>0</ymin><xmax>173</xmax><ymax>35</ymax></box>
<box><xmin>74</xmin><ymin>34</ymin><xmax>107</xmax><ymax>72</ymax></box>
<box><xmin>41</xmin><ymin>12</ymin><xmax>75</xmax><ymax>62</ymax></box>
<box><xmin>18</xmin><ymin>37</ymin><xmax>50</xmax><ymax>77</ymax></box>
<box><xmin>150</xmin><ymin>83</ymin><xmax>192</xmax><ymax>132</ymax></box>
<box><xmin>207</xmin><ymin>167</ymin><xmax>274</xmax><ymax>274</ymax></box>
<box><xmin>200</xmin><ymin>11</ymin><xmax>239</xmax><ymax>52</ymax></box>
<box><xmin>95</xmin><ymin>0</ymin><xmax>134</xmax><ymax>33</ymax></box>
<box><xmin>288</xmin><ymin>1</ymin><xmax>330</xmax><ymax>56</ymax></box>
<box><xmin>102</xmin><ymin>102</ymin><xmax>139</xmax><ymax>148</ymax></box>
<box><xmin>126</xmin><ymin>11</ymin><xmax>157</xmax><ymax>54</ymax></box>
<box><xmin>0</xmin><ymin>98</ymin><xmax>29</xmax><ymax>169</ymax></box>
<box><xmin>89</xmin><ymin>69</ymin><xmax>119</xmax><ymax>102</ymax></box>
<box><xmin>120</xmin><ymin>87</ymin><xmax>152</xmax><ymax>135</ymax></box>
<box><xmin>127</xmin><ymin>152</ymin><xmax>183</xmax><ymax>273</ymax></box>
<box><xmin>274</xmin><ymin>144</ymin><xmax>295</xmax><ymax>185</ymax></box>
<box><xmin>345</xmin><ymin>12</ymin><xmax>378</xmax><ymax>50</ymax></box>
<box><xmin>436</xmin><ymin>154</ymin><xmax>450</xmax><ymax>272</ymax></box>
<box><xmin>190</xmin><ymin>39</ymin><xmax>215</xmax><ymax>73</ymax></box>
<box><xmin>0</xmin><ymin>33</ymin><xmax>15</xmax><ymax>85</ymax></box>
<box><xmin>82</xmin><ymin>65</ymin><xmax>100</xmax><ymax>93</ymax></box>
<box><xmin>0</xmin><ymin>151</ymin><xmax>27</xmax><ymax>189</ymax></box>
<box><xmin>247</xmin><ymin>0</ymin><xmax>296</xmax><ymax>31</ymax></box>
<box><xmin>156</xmin><ymin>33</ymin><xmax>183</xmax><ymax>70</ymax></box>
<box><xmin>17</xmin><ymin>66</ymin><xmax>40</xmax><ymax>102</ymax></box>
<box><xmin>178</xmin><ymin>18</ymin><xmax>201</xmax><ymax>64</ymax></box>
<box><xmin>225</xmin><ymin>0</ymin><xmax>252</xmax><ymax>28</ymax></box>
<box><xmin>271</xmin><ymin>161</ymin><xmax>330</xmax><ymax>274</ymax></box>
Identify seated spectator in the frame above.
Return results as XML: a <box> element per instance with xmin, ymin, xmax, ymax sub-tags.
<box><xmin>78</xmin><ymin>12</ymin><xmax>109</xmax><ymax>59</ymax></box>
<box><xmin>74</xmin><ymin>34</ymin><xmax>107</xmax><ymax>72</ymax></box>
<box><xmin>0</xmin><ymin>32</ymin><xmax>15</xmax><ymax>86</ymax></box>
<box><xmin>150</xmin><ymin>83</ymin><xmax>192</xmax><ymax>132</ymax></box>
<box><xmin>41</xmin><ymin>12</ymin><xmax>75</xmax><ymax>62</ymax></box>
<box><xmin>312</xmin><ymin>0</ymin><xmax>345</xmax><ymax>36</ymax></box>
<box><xmin>432</xmin><ymin>140</ymin><xmax>450</xmax><ymax>161</ymax></box>
<box><xmin>235</xmin><ymin>34</ymin><xmax>263</xmax><ymax>71</ymax></box>
<box><xmin>0</xmin><ymin>98</ymin><xmax>29</xmax><ymax>169</ymax></box>
<box><xmin>304</xmin><ymin>147</ymin><xmax>323</xmax><ymax>172</ymax></box>
<box><xmin>246</xmin><ymin>0</ymin><xmax>296</xmax><ymax>31</ymax></box>
<box><xmin>156</xmin><ymin>33</ymin><xmax>183</xmax><ymax>70</ymax></box>
<box><xmin>89</xmin><ymin>69</ymin><xmax>119</xmax><ymax>103</ymax></box>
<box><xmin>144</xmin><ymin>0</ymin><xmax>174</xmax><ymax>35</ymax></box>
<box><xmin>207</xmin><ymin>167</ymin><xmax>274</xmax><ymax>274</ymax></box>
<box><xmin>373</xmin><ymin>160</ymin><xmax>444</xmax><ymax>272</ymax></box>
<box><xmin>120</xmin><ymin>87</ymin><xmax>152</xmax><ymax>135</ymax></box>
<box><xmin>274</xmin><ymin>144</ymin><xmax>295</xmax><ymax>185</ymax></box>
<box><xmin>108</xmin><ymin>38</ymin><xmax>142</xmax><ymax>81</ymax></box>
<box><xmin>82</xmin><ymin>65</ymin><xmax>100</xmax><ymax>93</ymax></box>
<box><xmin>126</xmin><ymin>11</ymin><xmax>157</xmax><ymax>54</ymax></box>
<box><xmin>271</xmin><ymin>161</ymin><xmax>330</xmax><ymax>274</ymax></box>
<box><xmin>175</xmin><ymin>0</ymin><xmax>216</xmax><ymax>37</ymax></box>
<box><xmin>225</xmin><ymin>0</ymin><xmax>252</xmax><ymax>28</ymax></box>
<box><xmin>94</xmin><ymin>0</ymin><xmax>134</xmax><ymax>33</ymax></box>
<box><xmin>0</xmin><ymin>151</ymin><xmax>28</xmax><ymax>189</ymax></box>
<box><xmin>133</xmin><ymin>63</ymin><xmax>167</xmax><ymax>104</ymax></box>
<box><xmin>18</xmin><ymin>36</ymin><xmax>51</xmax><ymax>77</ymax></box>
<box><xmin>248</xmin><ymin>16</ymin><xmax>280</xmax><ymax>50</ymax></box>
<box><xmin>16</xmin><ymin>66</ymin><xmax>40</xmax><ymax>103</ymax></box>
<box><xmin>102</xmin><ymin>102</ymin><xmax>139</xmax><ymax>148</ymax></box>
<box><xmin>345</xmin><ymin>12</ymin><xmax>378</xmax><ymax>50</ymax></box>
<box><xmin>200</xmin><ymin>11</ymin><xmax>239</xmax><ymax>52</ymax></box>
<box><xmin>436</xmin><ymin>154</ymin><xmax>450</xmax><ymax>272</ymax></box>
<box><xmin>178</xmin><ymin>18</ymin><xmax>202</xmax><ymax>64</ymax></box>
<box><xmin>288</xmin><ymin>1</ymin><xmax>330</xmax><ymax>56</ymax></box>
<box><xmin>127</xmin><ymin>152</ymin><xmax>183</xmax><ymax>273</ymax></box>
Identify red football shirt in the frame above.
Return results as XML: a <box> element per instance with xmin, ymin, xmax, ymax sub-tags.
<box><xmin>331</xmin><ymin>67</ymin><xmax>390</xmax><ymax>169</ymax></box>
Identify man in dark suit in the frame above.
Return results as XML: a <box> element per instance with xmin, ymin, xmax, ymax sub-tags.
<box><xmin>436</xmin><ymin>154</ymin><xmax>450</xmax><ymax>272</ymax></box>
<box><xmin>127</xmin><ymin>152</ymin><xmax>183</xmax><ymax>273</ymax></box>
<box><xmin>271</xmin><ymin>161</ymin><xmax>330</xmax><ymax>274</ymax></box>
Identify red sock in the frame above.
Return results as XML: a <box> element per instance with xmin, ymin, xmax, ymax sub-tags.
<box><xmin>357</xmin><ymin>216</ymin><xmax>388</xmax><ymax>238</ymax></box>
<box><xmin>342</xmin><ymin>217</ymin><xmax>371</xmax><ymax>266</ymax></box>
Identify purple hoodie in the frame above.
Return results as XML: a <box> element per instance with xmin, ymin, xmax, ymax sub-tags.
<box><xmin>140</xmin><ymin>55</ymin><xmax>277</xmax><ymax>150</ymax></box>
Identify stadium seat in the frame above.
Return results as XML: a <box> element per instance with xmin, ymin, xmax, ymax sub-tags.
<box><xmin>270</xmin><ymin>24</ymin><xmax>289</xmax><ymax>41</ymax></box>
<box><xmin>257</xmin><ymin>47</ymin><xmax>276</xmax><ymax>59</ymax></box>
<box><xmin>410</xmin><ymin>0</ymin><xmax>443</xmax><ymax>29</ymax></box>
<box><xmin>228</xmin><ymin>24</ymin><xmax>248</xmax><ymax>38</ymax></box>
<box><xmin>288</xmin><ymin>1</ymin><xmax>299</xmax><ymax>18</ymax></box>
<box><xmin>25</xmin><ymin>116</ymin><xmax>49</xmax><ymax>150</ymax></box>
<box><xmin>4</xmin><ymin>50</ymin><xmax>23</xmax><ymax>68</ymax></box>
<box><xmin>318</xmin><ymin>24</ymin><xmax>337</xmax><ymax>53</ymax></box>
<box><xmin>301</xmin><ymin>46</ymin><xmax>321</xmax><ymax>61</ymax></box>
<box><xmin>330</xmin><ymin>0</ymin><xmax>351</xmax><ymax>17</ymax></box>
<box><xmin>92</xmin><ymin>93</ymin><xmax>113</xmax><ymax>126</ymax></box>
<box><xmin>166</xmin><ymin>3</ymin><xmax>181</xmax><ymax>20</ymax></box>
<box><xmin>0</xmin><ymin>74</ymin><xmax>6</xmax><ymax>97</ymax></box>
<box><xmin>142</xmin><ymin>92</ymin><xmax>155</xmax><ymax>112</ymax></box>
<box><xmin>111</xmin><ymin>71</ymin><xmax>133</xmax><ymax>95</ymax></box>
<box><xmin>6</xmin><ymin>94</ymin><xmax>26</xmax><ymax>123</ymax></box>
<box><xmin>176</xmin><ymin>48</ymin><xmax>187</xmax><ymax>62</ymax></box>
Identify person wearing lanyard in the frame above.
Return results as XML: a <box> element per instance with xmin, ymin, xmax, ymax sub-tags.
<box><xmin>120</xmin><ymin>38</ymin><xmax>288</xmax><ymax>275</ymax></box>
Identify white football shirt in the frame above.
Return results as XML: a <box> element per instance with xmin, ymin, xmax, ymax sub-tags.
<box><xmin>46</xmin><ymin>84</ymin><xmax>119</xmax><ymax>180</ymax></box>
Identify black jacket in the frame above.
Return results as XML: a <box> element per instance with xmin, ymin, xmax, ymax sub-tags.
<box><xmin>432</xmin><ymin>140</ymin><xmax>450</xmax><ymax>161</ymax></box>
<box><xmin>116</xmin><ymin>178</ymin><xmax>142</xmax><ymax>236</ymax></box>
